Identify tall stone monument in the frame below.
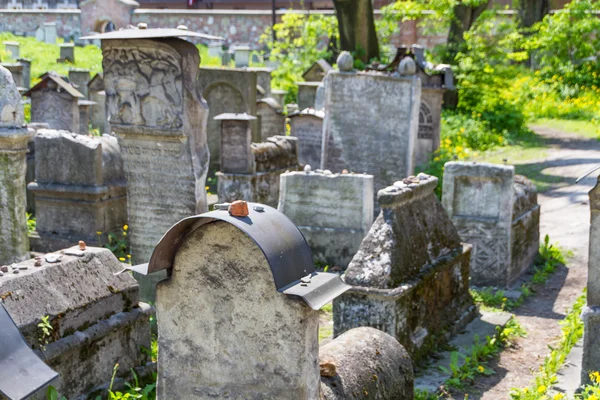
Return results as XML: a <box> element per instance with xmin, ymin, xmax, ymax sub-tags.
<box><xmin>0</xmin><ymin>65</ymin><xmax>31</xmax><ymax>265</ymax></box>
<box><xmin>83</xmin><ymin>27</ymin><xmax>213</xmax><ymax>299</ymax></box>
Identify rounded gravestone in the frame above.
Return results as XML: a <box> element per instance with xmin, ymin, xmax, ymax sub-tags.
<box><xmin>398</xmin><ymin>56</ymin><xmax>417</xmax><ymax>76</ymax></box>
<box><xmin>0</xmin><ymin>65</ymin><xmax>24</xmax><ymax>128</ymax></box>
<box><xmin>337</xmin><ymin>51</ymin><xmax>354</xmax><ymax>72</ymax></box>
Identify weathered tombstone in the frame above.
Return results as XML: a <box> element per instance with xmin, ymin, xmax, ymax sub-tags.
<box><xmin>197</xmin><ymin>67</ymin><xmax>259</xmax><ymax>169</ymax></box>
<box><xmin>135</xmin><ymin>203</ymin><xmax>350</xmax><ymax>399</ymax></box>
<box><xmin>279</xmin><ymin>170</ymin><xmax>374</xmax><ymax>268</ymax></box>
<box><xmin>0</xmin><ymin>65</ymin><xmax>31</xmax><ymax>265</ymax></box>
<box><xmin>256</xmin><ymin>97</ymin><xmax>285</xmax><ymax>141</ymax></box>
<box><xmin>28</xmin><ymin>130</ymin><xmax>127</xmax><ymax>252</ymax></box>
<box><xmin>302</xmin><ymin>59</ymin><xmax>332</xmax><ymax>82</ymax></box>
<box><xmin>24</xmin><ymin>73</ymin><xmax>83</xmax><ymax>132</ymax></box>
<box><xmin>288</xmin><ymin>108</ymin><xmax>324</xmax><ymax>168</ymax></box>
<box><xmin>216</xmin><ymin>113</ymin><xmax>299</xmax><ymax>206</ymax></box>
<box><xmin>78</xmin><ymin>99</ymin><xmax>96</xmax><ymax>134</ymax></box>
<box><xmin>207</xmin><ymin>41</ymin><xmax>222</xmax><ymax>58</ymax></box>
<box><xmin>58</xmin><ymin>43</ymin><xmax>75</xmax><ymax>63</ymax></box>
<box><xmin>88</xmin><ymin>72</ymin><xmax>108</xmax><ymax>134</ymax></box>
<box><xmin>583</xmin><ymin>175</ymin><xmax>600</xmax><ymax>385</ymax></box>
<box><xmin>271</xmin><ymin>88</ymin><xmax>286</xmax><ymax>106</ymax></box>
<box><xmin>1</xmin><ymin>247</ymin><xmax>152</xmax><ymax>399</ymax></box>
<box><xmin>251</xmin><ymin>67</ymin><xmax>272</xmax><ymax>97</ymax></box>
<box><xmin>1</xmin><ymin>62</ymin><xmax>24</xmax><ymax>90</ymax></box>
<box><xmin>24</xmin><ymin>122</ymin><xmax>49</xmax><ymax>216</ymax></box>
<box><xmin>234</xmin><ymin>45</ymin><xmax>251</xmax><ymax>68</ymax></box>
<box><xmin>35</xmin><ymin>26</ymin><xmax>45</xmax><ymax>42</ymax></box>
<box><xmin>84</xmin><ymin>28</ymin><xmax>213</xmax><ymax>300</ymax></box>
<box><xmin>221</xmin><ymin>50</ymin><xmax>231</xmax><ymax>66</ymax></box>
<box><xmin>17</xmin><ymin>57</ymin><xmax>30</xmax><ymax>89</ymax></box>
<box><xmin>334</xmin><ymin>173</ymin><xmax>476</xmax><ymax>361</ymax></box>
<box><xmin>68</xmin><ymin>68</ymin><xmax>90</xmax><ymax>98</ymax></box>
<box><xmin>442</xmin><ymin>162</ymin><xmax>540</xmax><ymax>288</ymax></box>
<box><xmin>4</xmin><ymin>41</ymin><xmax>19</xmax><ymax>59</ymax></box>
<box><xmin>297</xmin><ymin>81</ymin><xmax>321</xmax><ymax>110</ymax></box>
<box><xmin>43</xmin><ymin>22</ymin><xmax>57</xmax><ymax>44</ymax></box>
<box><xmin>314</xmin><ymin>83</ymin><xmax>325</xmax><ymax>110</ymax></box>
<box><xmin>321</xmin><ymin>53</ymin><xmax>421</xmax><ymax>208</ymax></box>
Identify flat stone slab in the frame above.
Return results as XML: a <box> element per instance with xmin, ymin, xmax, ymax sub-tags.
<box><xmin>550</xmin><ymin>339</ymin><xmax>583</xmax><ymax>398</ymax></box>
<box><xmin>415</xmin><ymin>310</ymin><xmax>513</xmax><ymax>393</ymax></box>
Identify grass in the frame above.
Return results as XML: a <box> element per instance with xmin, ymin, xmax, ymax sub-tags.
<box><xmin>532</xmin><ymin>119</ymin><xmax>600</xmax><ymax>140</ymax></box>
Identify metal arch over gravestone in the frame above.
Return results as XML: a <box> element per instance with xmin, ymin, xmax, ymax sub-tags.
<box><xmin>82</xmin><ymin>27</ymin><xmax>219</xmax><ymax>300</ymax></box>
<box><xmin>128</xmin><ymin>203</ymin><xmax>349</xmax><ymax>399</ymax></box>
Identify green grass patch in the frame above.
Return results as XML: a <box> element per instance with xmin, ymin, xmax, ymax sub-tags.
<box><xmin>532</xmin><ymin>119</ymin><xmax>600</xmax><ymax>140</ymax></box>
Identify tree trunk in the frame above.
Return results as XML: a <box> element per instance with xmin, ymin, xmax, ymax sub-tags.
<box><xmin>445</xmin><ymin>1</ymin><xmax>490</xmax><ymax>64</ymax></box>
<box><xmin>518</xmin><ymin>0</ymin><xmax>549</xmax><ymax>29</ymax></box>
<box><xmin>333</xmin><ymin>0</ymin><xmax>380</xmax><ymax>63</ymax></box>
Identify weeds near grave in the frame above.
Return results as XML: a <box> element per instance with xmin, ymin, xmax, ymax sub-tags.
<box><xmin>532</xmin><ymin>235</ymin><xmax>568</xmax><ymax>285</ymax></box>
<box><xmin>414</xmin><ymin>388</ymin><xmax>441</xmax><ymax>400</ymax></box>
<box><xmin>37</xmin><ymin>315</ymin><xmax>53</xmax><ymax>350</ymax></box>
<box><xmin>439</xmin><ymin>319</ymin><xmax>525</xmax><ymax>390</ymax></box>
<box><xmin>101</xmin><ymin>225</ymin><xmax>131</xmax><ymax>263</ymax></box>
<box><xmin>45</xmin><ymin>386</ymin><xmax>67</xmax><ymax>400</ymax></box>
<box><xmin>578</xmin><ymin>372</ymin><xmax>600</xmax><ymax>399</ymax></box>
<box><xmin>509</xmin><ymin>292</ymin><xmax>586</xmax><ymax>400</ymax></box>
<box><xmin>106</xmin><ymin>364</ymin><xmax>156</xmax><ymax>400</ymax></box>
<box><xmin>26</xmin><ymin>212</ymin><xmax>36</xmax><ymax>235</ymax></box>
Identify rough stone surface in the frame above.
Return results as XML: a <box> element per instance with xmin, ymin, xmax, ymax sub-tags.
<box><xmin>321</xmin><ymin>70</ymin><xmax>421</xmax><ymax>210</ymax></box>
<box><xmin>297</xmin><ymin>82</ymin><xmax>320</xmax><ymax>110</ymax></box>
<box><xmin>28</xmin><ymin>130</ymin><xmax>127</xmax><ymax>251</ymax></box>
<box><xmin>278</xmin><ymin>170</ymin><xmax>374</xmax><ymax>268</ymax></box>
<box><xmin>197</xmin><ymin>67</ymin><xmax>258</xmax><ymax>169</ymax></box>
<box><xmin>217</xmin><ymin>135</ymin><xmax>299</xmax><ymax>207</ymax></box>
<box><xmin>320</xmin><ymin>327</ymin><xmax>414</xmax><ymax>400</ymax></box>
<box><xmin>102</xmin><ymin>37</ymin><xmax>209</xmax><ymax>270</ymax></box>
<box><xmin>256</xmin><ymin>98</ymin><xmax>285</xmax><ymax>141</ymax></box>
<box><xmin>217</xmin><ymin>113</ymin><xmax>256</xmax><ymax>174</ymax></box>
<box><xmin>334</xmin><ymin>174</ymin><xmax>475</xmax><ymax>361</ymax></box>
<box><xmin>156</xmin><ymin>221</ymin><xmax>320</xmax><ymax>399</ymax></box>
<box><xmin>0</xmin><ymin>65</ymin><xmax>30</xmax><ymax>265</ymax></box>
<box><xmin>442</xmin><ymin>162</ymin><xmax>540</xmax><ymax>288</ymax></box>
<box><xmin>88</xmin><ymin>73</ymin><xmax>108</xmax><ymax>134</ymax></box>
<box><xmin>68</xmin><ymin>68</ymin><xmax>90</xmax><ymax>98</ymax></box>
<box><xmin>289</xmin><ymin>108</ymin><xmax>324</xmax><ymax>168</ymax></box>
<box><xmin>28</xmin><ymin>74</ymin><xmax>82</xmax><ymax>133</ymax></box>
<box><xmin>337</xmin><ymin>51</ymin><xmax>353</xmax><ymax>72</ymax></box>
<box><xmin>2</xmin><ymin>62</ymin><xmax>24</xmax><ymax>90</ymax></box>
<box><xmin>415</xmin><ymin>88</ymin><xmax>444</xmax><ymax>167</ymax></box>
<box><xmin>0</xmin><ymin>247</ymin><xmax>151</xmax><ymax>400</ymax></box>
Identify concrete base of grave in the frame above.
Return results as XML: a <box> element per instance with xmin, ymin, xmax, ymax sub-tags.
<box><xmin>217</xmin><ymin>168</ymin><xmax>299</xmax><ymax>208</ymax></box>
<box><xmin>29</xmin><ymin>304</ymin><xmax>154</xmax><ymax>400</ymax></box>
<box><xmin>510</xmin><ymin>205</ymin><xmax>541</xmax><ymax>287</ymax></box>
<box><xmin>334</xmin><ymin>244</ymin><xmax>476</xmax><ymax>363</ymax></box>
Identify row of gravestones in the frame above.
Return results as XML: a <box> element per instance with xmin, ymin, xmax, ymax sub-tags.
<box><xmin>0</xmin><ymin>29</ymin><xmax>555</xmax><ymax>399</ymax></box>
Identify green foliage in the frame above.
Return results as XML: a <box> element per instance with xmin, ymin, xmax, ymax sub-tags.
<box><xmin>106</xmin><ymin>364</ymin><xmax>156</xmax><ymax>400</ymax></box>
<box><xmin>414</xmin><ymin>389</ymin><xmax>442</xmax><ymax>400</ymax></box>
<box><xmin>101</xmin><ymin>225</ymin><xmax>130</xmax><ymax>262</ymax></box>
<box><xmin>46</xmin><ymin>386</ymin><xmax>67</xmax><ymax>400</ymax></box>
<box><xmin>0</xmin><ymin>33</ymin><xmax>102</xmax><ymax>86</ymax></box>
<box><xmin>37</xmin><ymin>315</ymin><xmax>53</xmax><ymax>349</ymax></box>
<box><xmin>261</xmin><ymin>12</ymin><xmax>338</xmax><ymax>103</ymax></box>
<box><xmin>510</xmin><ymin>292</ymin><xmax>586</xmax><ymax>399</ymax></box>
<box><xmin>26</xmin><ymin>212</ymin><xmax>36</xmax><ymax>235</ymax></box>
<box><xmin>532</xmin><ymin>235</ymin><xmax>568</xmax><ymax>284</ymax></box>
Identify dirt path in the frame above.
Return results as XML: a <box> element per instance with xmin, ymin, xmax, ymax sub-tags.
<box><xmin>451</xmin><ymin>125</ymin><xmax>600</xmax><ymax>399</ymax></box>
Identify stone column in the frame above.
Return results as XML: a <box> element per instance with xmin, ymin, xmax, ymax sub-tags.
<box><xmin>582</xmin><ymin>176</ymin><xmax>600</xmax><ymax>384</ymax></box>
<box><xmin>17</xmin><ymin>58</ymin><xmax>30</xmax><ymax>89</ymax></box>
<box><xmin>102</xmin><ymin>37</ymin><xmax>210</xmax><ymax>299</ymax></box>
<box><xmin>0</xmin><ymin>66</ymin><xmax>31</xmax><ymax>264</ymax></box>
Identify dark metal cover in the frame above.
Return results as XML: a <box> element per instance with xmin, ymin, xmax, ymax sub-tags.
<box><xmin>80</xmin><ymin>28</ymin><xmax>223</xmax><ymax>41</ymax></box>
<box><xmin>0</xmin><ymin>303</ymin><xmax>58</xmax><ymax>400</ymax></box>
<box><xmin>130</xmin><ymin>203</ymin><xmax>349</xmax><ymax>310</ymax></box>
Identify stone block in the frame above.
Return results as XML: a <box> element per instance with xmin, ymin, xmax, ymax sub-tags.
<box><xmin>334</xmin><ymin>174</ymin><xmax>475</xmax><ymax>361</ymax></box>
<box><xmin>217</xmin><ymin>135</ymin><xmax>300</xmax><ymax>207</ymax></box>
<box><xmin>59</xmin><ymin>43</ymin><xmax>75</xmax><ymax>63</ymax></box>
<box><xmin>197</xmin><ymin>67</ymin><xmax>258</xmax><ymax>170</ymax></box>
<box><xmin>43</xmin><ymin>22</ymin><xmax>57</xmax><ymax>44</ymax></box>
<box><xmin>233</xmin><ymin>45</ymin><xmax>251</xmax><ymax>67</ymax></box>
<box><xmin>289</xmin><ymin>108</ymin><xmax>324</xmax><ymax>168</ymax></box>
<box><xmin>17</xmin><ymin>58</ymin><xmax>30</xmax><ymax>89</ymax></box>
<box><xmin>216</xmin><ymin>113</ymin><xmax>256</xmax><ymax>174</ymax></box>
<box><xmin>78</xmin><ymin>99</ymin><xmax>96</xmax><ymax>135</ymax></box>
<box><xmin>321</xmin><ymin>70</ymin><xmax>421</xmax><ymax>210</ymax></box>
<box><xmin>320</xmin><ymin>327</ymin><xmax>414</xmax><ymax>400</ymax></box>
<box><xmin>4</xmin><ymin>41</ymin><xmax>19</xmax><ymax>59</ymax></box>
<box><xmin>68</xmin><ymin>68</ymin><xmax>90</xmax><ymax>98</ymax></box>
<box><xmin>442</xmin><ymin>162</ymin><xmax>540</xmax><ymax>288</ymax></box>
<box><xmin>297</xmin><ymin>81</ymin><xmax>320</xmax><ymax>110</ymax></box>
<box><xmin>256</xmin><ymin>97</ymin><xmax>284</xmax><ymax>141</ymax></box>
<box><xmin>1</xmin><ymin>62</ymin><xmax>24</xmax><ymax>90</ymax></box>
<box><xmin>278</xmin><ymin>170</ymin><xmax>374</xmax><ymax>268</ymax></box>
<box><xmin>0</xmin><ymin>247</ymin><xmax>152</xmax><ymax>400</ymax></box>
<box><xmin>28</xmin><ymin>130</ymin><xmax>127</xmax><ymax>252</ymax></box>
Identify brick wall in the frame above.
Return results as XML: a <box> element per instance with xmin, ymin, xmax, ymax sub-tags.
<box><xmin>0</xmin><ymin>9</ymin><xmax>81</xmax><ymax>38</ymax></box>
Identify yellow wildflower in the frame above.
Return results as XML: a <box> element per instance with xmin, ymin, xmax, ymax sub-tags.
<box><xmin>123</xmin><ymin>224</ymin><xmax>129</xmax><ymax>231</ymax></box>
<box><xmin>119</xmin><ymin>257</ymin><xmax>126</xmax><ymax>262</ymax></box>
<box><xmin>122</xmin><ymin>232</ymin><xmax>127</xmax><ymax>236</ymax></box>
<box><xmin>127</xmin><ymin>254</ymin><xmax>131</xmax><ymax>259</ymax></box>
<box><xmin>96</xmin><ymin>231</ymin><xmax>102</xmax><ymax>235</ymax></box>
<box><xmin>590</xmin><ymin>371</ymin><xmax>600</xmax><ymax>383</ymax></box>
<box><xmin>537</xmin><ymin>385</ymin><xmax>546</xmax><ymax>393</ymax></box>
<box><xmin>590</xmin><ymin>395</ymin><xmax>599</xmax><ymax>400</ymax></box>
<box><xmin>477</xmin><ymin>365</ymin><xmax>484</xmax><ymax>373</ymax></box>
<box><xmin>553</xmin><ymin>394</ymin><xmax>565</xmax><ymax>400</ymax></box>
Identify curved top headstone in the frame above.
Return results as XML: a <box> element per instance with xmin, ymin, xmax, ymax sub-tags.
<box><xmin>0</xmin><ymin>65</ymin><xmax>24</xmax><ymax>128</ymax></box>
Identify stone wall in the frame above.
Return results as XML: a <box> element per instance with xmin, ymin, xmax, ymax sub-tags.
<box><xmin>0</xmin><ymin>9</ymin><xmax>80</xmax><ymax>39</ymax></box>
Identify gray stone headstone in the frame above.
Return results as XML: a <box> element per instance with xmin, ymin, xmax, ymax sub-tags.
<box><xmin>78</xmin><ymin>99</ymin><xmax>96</xmax><ymax>135</ymax></box>
<box><xmin>207</xmin><ymin>42</ymin><xmax>222</xmax><ymax>58</ymax></box>
<box><xmin>1</xmin><ymin>62</ymin><xmax>24</xmax><ymax>89</ymax></box>
<box><xmin>28</xmin><ymin>76</ymin><xmax>82</xmax><ymax>133</ymax></box>
<box><xmin>314</xmin><ymin>83</ymin><xmax>325</xmax><ymax>110</ymax></box>
<box><xmin>234</xmin><ymin>45</ymin><xmax>251</xmax><ymax>68</ymax></box>
<box><xmin>215</xmin><ymin>113</ymin><xmax>256</xmax><ymax>174</ymax></box>
<box><xmin>43</xmin><ymin>22</ymin><xmax>57</xmax><ymax>44</ymax></box>
<box><xmin>297</xmin><ymin>82</ymin><xmax>321</xmax><ymax>110</ymax></box>
<box><xmin>256</xmin><ymin>98</ymin><xmax>284</xmax><ymax>141</ymax></box>
<box><xmin>289</xmin><ymin>109</ymin><xmax>324</xmax><ymax>168</ymax></box>
<box><xmin>271</xmin><ymin>88</ymin><xmax>286</xmax><ymax>106</ymax></box>
<box><xmin>4</xmin><ymin>41</ymin><xmax>20</xmax><ymax>59</ymax></box>
<box><xmin>68</xmin><ymin>68</ymin><xmax>90</xmax><ymax>98</ymax></box>
<box><xmin>415</xmin><ymin>91</ymin><xmax>444</xmax><ymax>166</ymax></box>
<box><xmin>442</xmin><ymin>162</ymin><xmax>540</xmax><ymax>288</ymax></box>
<box><xmin>321</xmin><ymin>69</ymin><xmax>421</xmax><ymax>210</ymax></box>
<box><xmin>278</xmin><ymin>170</ymin><xmax>374</xmax><ymax>268</ymax></box>
<box><xmin>251</xmin><ymin>67</ymin><xmax>272</xmax><ymax>97</ymax></box>
<box><xmin>155</xmin><ymin>220</ymin><xmax>320</xmax><ymax>398</ymax></box>
<box><xmin>102</xmin><ymin>36</ymin><xmax>210</xmax><ymax>300</ymax></box>
<box><xmin>16</xmin><ymin>58</ymin><xmax>30</xmax><ymax>89</ymax></box>
<box><xmin>59</xmin><ymin>43</ymin><xmax>75</xmax><ymax>63</ymax></box>
<box><xmin>0</xmin><ymin>65</ymin><xmax>31</xmax><ymax>265</ymax></box>
<box><xmin>35</xmin><ymin>26</ymin><xmax>45</xmax><ymax>42</ymax></box>
<box><xmin>334</xmin><ymin>174</ymin><xmax>475</xmax><ymax>362</ymax></box>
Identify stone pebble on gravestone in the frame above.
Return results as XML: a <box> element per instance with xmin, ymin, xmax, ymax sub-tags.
<box><xmin>441</xmin><ymin>162</ymin><xmax>540</xmax><ymax>288</ymax></box>
<box><xmin>278</xmin><ymin>170</ymin><xmax>374</xmax><ymax>269</ymax></box>
<box><xmin>288</xmin><ymin>108</ymin><xmax>324</xmax><ymax>168</ymax></box>
<box><xmin>138</xmin><ymin>203</ymin><xmax>354</xmax><ymax>399</ymax></box>
<box><xmin>0</xmin><ymin>247</ymin><xmax>152</xmax><ymax>399</ymax></box>
<box><xmin>28</xmin><ymin>129</ymin><xmax>127</xmax><ymax>253</ymax></box>
<box><xmin>334</xmin><ymin>173</ymin><xmax>476</xmax><ymax>362</ymax></box>
<box><xmin>0</xmin><ymin>65</ymin><xmax>31</xmax><ymax>265</ymax></box>
<box><xmin>92</xmin><ymin>28</ymin><xmax>211</xmax><ymax>302</ymax></box>
<box><xmin>321</xmin><ymin>52</ymin><xmax>421</xmax><ymax>212</ymax></box>
<box><xmin>256</xmin><ymin>97</ymin><xmax>285</xmax><ymax>141</ymax></box>
<box><xmin>24</xmin><ymin>72</ymin><xmax>84</xmax><ymax>133</ymax></box>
